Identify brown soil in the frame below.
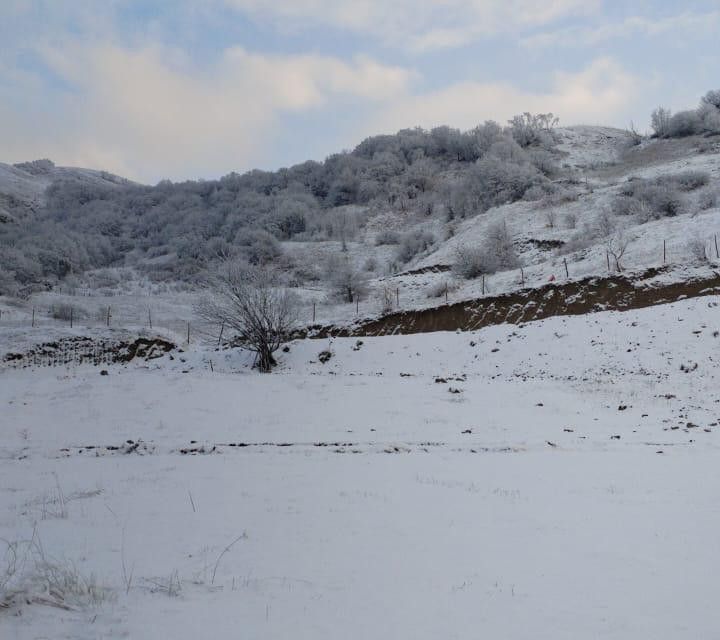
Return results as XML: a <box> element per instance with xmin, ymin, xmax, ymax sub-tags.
<box><xmin>311</xmin><ymin>266</ymin><xmax>720</xmax><ymax>337</ymax></box>
<box><xmin>3</xmin><ymin>336</ymin><xmax>176</xmax><ymax>367</ymax></box>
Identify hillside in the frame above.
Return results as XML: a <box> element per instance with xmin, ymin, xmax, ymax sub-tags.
<box><xmin>1</xmin><ymin>103</ymin><xmax>720</xmax><ymax>335</ymax></box>
<box><xmin>2</xmin><ymin>296</ymin><xmax>720</xmax><ymax>638</ymax></box>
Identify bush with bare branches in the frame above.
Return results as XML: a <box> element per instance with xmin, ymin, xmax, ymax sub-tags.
<box><xmin>197</xmin><ymin>263</ymin><xmax>299</xmax><ymax>372</ymax></box>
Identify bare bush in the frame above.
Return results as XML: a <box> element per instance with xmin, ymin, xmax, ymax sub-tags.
<box><xmin>544</xmin><ymin>210</ymin><xmax>557</xmax><ymax>229</ymax></box>
<box><xmin>687</xmin><ymin>235</ymin><xmax>709</xmax><ymax>262</ymax></box>
<box><xmin>377</xmin><ymin>286</ymin><xmax>395</xmax><ymax>313</ymax></box>
<box><xmin>196</xmin><ymin>263</ymin><xmax>299</xmax><ymax>372</ymax></box>
<box><xmin>564</xmin><ymin>212</ymin><xmax>577</xmax><ymax>229</ymax></box>
<box><xmin>605</xmin><ymin>229</ymin><xmax>631</xmax><ymax>272</ymax></box>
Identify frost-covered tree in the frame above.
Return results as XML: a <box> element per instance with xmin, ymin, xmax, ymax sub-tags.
<box><xmin>650</xmin><ymin>107</ymin><xmax>672</xmax><ymax>137</ymax></box>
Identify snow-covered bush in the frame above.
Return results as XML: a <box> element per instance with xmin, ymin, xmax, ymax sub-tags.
<box><xmin>395</xmin><ymin>230</ymin><xmax>436</xmax><ymax>264</ymax></box>
<box><xmin>425</xmin><ymin>279</ymin><xmax>458</xmax><ymax>298</ymax></box>
<box><xmin>650</xmin><ymin>107</ymin><xmax>672</xmax><ymax>138</ymax></box>
<box><xmin>666</xmin><ymin>110</ymin><xmax>704</xmax><ymax>138</ymax></box>
<box><xmin>234</xmin><ymin>229</ymin><xmax>283</xmax><ymax>266</ymax></box>
<box><xmin>325</xmin><ymin>255</ymin><xmax>368</xmax><ymax>303</ymax></box>
<box><xmin>453</xmin><ymin>222</ymin><xmax>518</xmax><ymax>278</ymax></box>
<box><xmin>374</xmin><ymin>230</ymin><xmax>401</xmax><ymax>246</ymax></box>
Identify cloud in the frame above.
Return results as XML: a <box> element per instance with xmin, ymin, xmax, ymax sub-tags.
<box><xmin>367</xmin><ymin>58</ymin><xmax>639</xmax><ymax>133</ymax></box>
<box><xmin>522</xmin><ymin>11</ymin><xmax>720</xmax><ymax>48</ymax></box>
<box><xmin>1</xmin><ymin>42</ymin><xmax>415</xmax><ymax>181</ymax></box>
<box><xmin>225</xmin><ymin>0</ymin><xmax>600</xmax><ymax>51</ymax></box>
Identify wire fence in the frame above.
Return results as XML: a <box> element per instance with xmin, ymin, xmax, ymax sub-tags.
<box><xmin>1</xmin><ymin>234</ymin><xmax>718</xmax><ymax>340</ymax></box>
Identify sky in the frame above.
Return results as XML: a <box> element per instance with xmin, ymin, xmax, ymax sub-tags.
<box><xmin>1</xmin><ymin>0</ymin><xmax>719</xmax><ymax>183</ymax></box>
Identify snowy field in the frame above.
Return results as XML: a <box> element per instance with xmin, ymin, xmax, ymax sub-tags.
<box><xmin>2</xmin><ymin>296</ymin><xmax>720</xmax><ymax>638</ymax></box>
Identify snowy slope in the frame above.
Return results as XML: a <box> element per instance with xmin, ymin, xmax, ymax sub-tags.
<box><xmin>0</xmin><ymin>161</ymin><xmax>133</xmax><ymax>220</ymax></box>
<box><xmin>2</xmin><ymin>297</ymin><xmax>720</xmax><ymax>638</ymax></box>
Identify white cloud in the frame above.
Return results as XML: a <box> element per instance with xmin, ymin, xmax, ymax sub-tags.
<box><xmin>1</xmin><ymin>42</ymin><xmax>414</xmax><ymax>181</ymax></box>
<box><xmin>225</xmin><ymin>0</ymin><xmax>600</xmax><ymax>51</ymax></box>
<box><xmin>367</xmin><ymin>58</ymin><xmax>639</xmax><ymax>133</ymax></box>
<box><xmin>522</xmin><ymin>11</ymin><xmax>720</xmax><ymax>48</ymax></box>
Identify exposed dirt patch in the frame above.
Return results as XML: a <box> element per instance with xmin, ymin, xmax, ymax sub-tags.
<box><xmin>3</xmin><ymin>336</ymin><xmax>176</xmax><ymax>368</ymax></box>
<box><xmin>311</xmin><ymin>266</ymin><xmax>720</xmax><ymax>337</ymax></box>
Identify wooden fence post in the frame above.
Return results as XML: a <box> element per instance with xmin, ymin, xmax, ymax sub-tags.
<box><xmin>715</xmin><ymin>234</ymin><xmax>719</xmax><ymax>259</ymax></box>
<box><xmin>217</xmin><ymin>322</ymin><xmax>224</xmax><ymax>348</ymax></box>
<box><xmin>606</xmin><ymin>251</ymin><xmax>610</xmax><ymax>271</ymax></box>
<box><xmin>663</xmin><ymin>240</ymin><xmax>666</xmax><ymax>264</ymax></box>
<box><xmin>396</xmin><ymin>287</ymin><xmax>399</xmax><ymax>307</ymax></box>
<box><xmin>563</xmin><ymin>258</ymin><xmax>569</xmax><ymax>278</ymax></box>
<box><xmin>32</xmin><ymin>308</ymin><xmax>35</xmax><ymax>327</ymax></box>
<box><xmin>482</xmin><ymin>275</ymin><xmax>485</xmax><ymax>295</ymax></box>
<box><xmin>312</xmin><ymin>302</ymin><xmax>316</xmax><ymax>323</ymax></box>
<box><xmin>70</xmin><ymin>307</ymin><xmax>73</xmax><ymax>328</ymax></box>
<box><xmin>148</xmin><ymin>308</ymin><xmax>152</xmax><ymax>329</ymax></box>
<box><xmin>187</xmin><ymin>322</ymin><xmax>190</xmax><ymax>345</ymax></box>
<box><xmin>520</xmin><ymin>267</ymin><xmax>524</xmax><ymax>286</ymax></box>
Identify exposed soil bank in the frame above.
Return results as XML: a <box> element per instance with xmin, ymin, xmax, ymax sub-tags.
<box><xmin>312</xmin><ymin>266</ymin><xmax>720</xmax><ymax>337</ymax></box>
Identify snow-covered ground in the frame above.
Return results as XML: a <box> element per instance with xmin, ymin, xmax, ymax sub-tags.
<box><xmin>2</xmin><ymin>296</ymin><xmax>720</xmax><ymax>638</ymax></box>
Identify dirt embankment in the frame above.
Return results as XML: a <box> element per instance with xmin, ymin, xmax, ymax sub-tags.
<box><xmin>312</xmin><ymin>266</ymin><xmax>720</xmax><ymax>337</ymax></box>
<box><xmin>3</xmin><ymin>336</ymin><xmax>175</xmax><ymax>368</ymax></box>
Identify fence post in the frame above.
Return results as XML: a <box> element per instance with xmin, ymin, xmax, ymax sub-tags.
<box><xmin>32</xmin><ymin>308</ymin><xmax>35</xmax><ymax>327</ymax></box>
<box><xmin>563</xmin><ymin>258</ymin><xmax>569</xmax><ymax>278</ymax></box>
<box><xmin>663</xmin><ymin>240</ymin><xmax>666</xmax><ymax>264</ymax></box>
<box><xmin>70</xmin><ymin>307</ymin><xmax>73</xmax><ymax>328</ymax></box>
<box><xmin>396</xmin><ymin>287</ymin><xmax>399</xmax><ymax>308</ymax></box>
<box><xmin>356</xmin><ymin>297</ymin><xmax>359</xmax><ymax>315</ymax></box>
<box><xmin>217</xmin><ymin>322</ymin><xmax>224</xmax><ymax>348</ymax></box>
<box><xmin>106</xmin><ymin>306</ymin><xmax>111</xmax><ymax>327</ymax></box>
<box><xmin>606</xmin><ymin>251</ymin><xmax>610</xmax><ymax>271</ymax></box>
<box><xmin>312</xmin><ymin>302</ymin><xmax>316</xmax><ymax>323</ymax></box>
<box><xmin>187</xmin><ymin>322</ymin><xmax>190</xmax><ymax>345</ymax></box>
<box><xmin>482</xmin><ymin>275</ymin><xmax>485</xmax><ymax>295</ymax></box>
<box><xmin>520</xmin><ymin>267</ymin><xmax>524</xmax><ymax>286</ymax></box>
<box><xmin>148</xmin><ymin>308</ymin><xmax>152</xmax><ymax>329</ymax></box>
<box><xmin>715</xmin><ymin>234</ymin><xmax>719</xmax><ymax>259</ymax></box>
<box><xmin>445</xmin><ymin>286</ymin><xmax>448</xmax><ymax>303</ymax></box>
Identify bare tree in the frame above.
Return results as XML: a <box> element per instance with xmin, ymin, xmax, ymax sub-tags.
<box><xmin>605</xmin><ymin>230</ymin><xmax>630</xmax><ymax>272</ymax></box>
<box><xmin>197</xmin><ymin>263</ymin><xmax>298</xmax><ymax>372</ymax></box>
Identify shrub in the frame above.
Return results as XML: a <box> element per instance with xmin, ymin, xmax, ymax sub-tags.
<box><xmin>453</xmin><ymin>245</ymin><xmax>495</xmax><ymax>279</ymax></box>
<box><xmin>615</xmin><ymin>179</ymin><xmax>684</xmax><ymax>220</ymax></box>
<box><xmin>698</xmin><ymin>188</ymin><xmax>720</xmax><ymax>210</ymax></box>
<box><xmin>687</xmin><ymin>235</ymin><xmax>709</xmax><ymax>262</ymax></box>
<box><xmin>425</xmin><ymin>279</ymin><xmax>458</xmax><ymax>298</ymax></box>
<box><xmin>453</xmin><ymin>221</ymin><xmax>518</xmax><ymax>279</ymax></box>
<box><xmin>667</xmin><ymin>110</ymin><xmax>704</xmax><ymax>137</ymax></box>
<box><xmin>234</xmin><ymin>229</ymin><xmax>282</xmax><ymax>265</ymax></box>
<box><xmin>50</xmin><ymin>303</ymin><xmax>87</xmax><ymax>321</ymax></box>
<box><xmin>395</xmin><ymin>230</ymin><xmax>436</xmax><ymax>264</ymax></box>
<box><xmin>374</xmin><ymin>230</ymin><xmax>400</xmax><ymax>246</ymax></box>
<box><xmin>672</xmin><ymin>170</ymin><xmax>710</xmax><ymax>191</ymax></box>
